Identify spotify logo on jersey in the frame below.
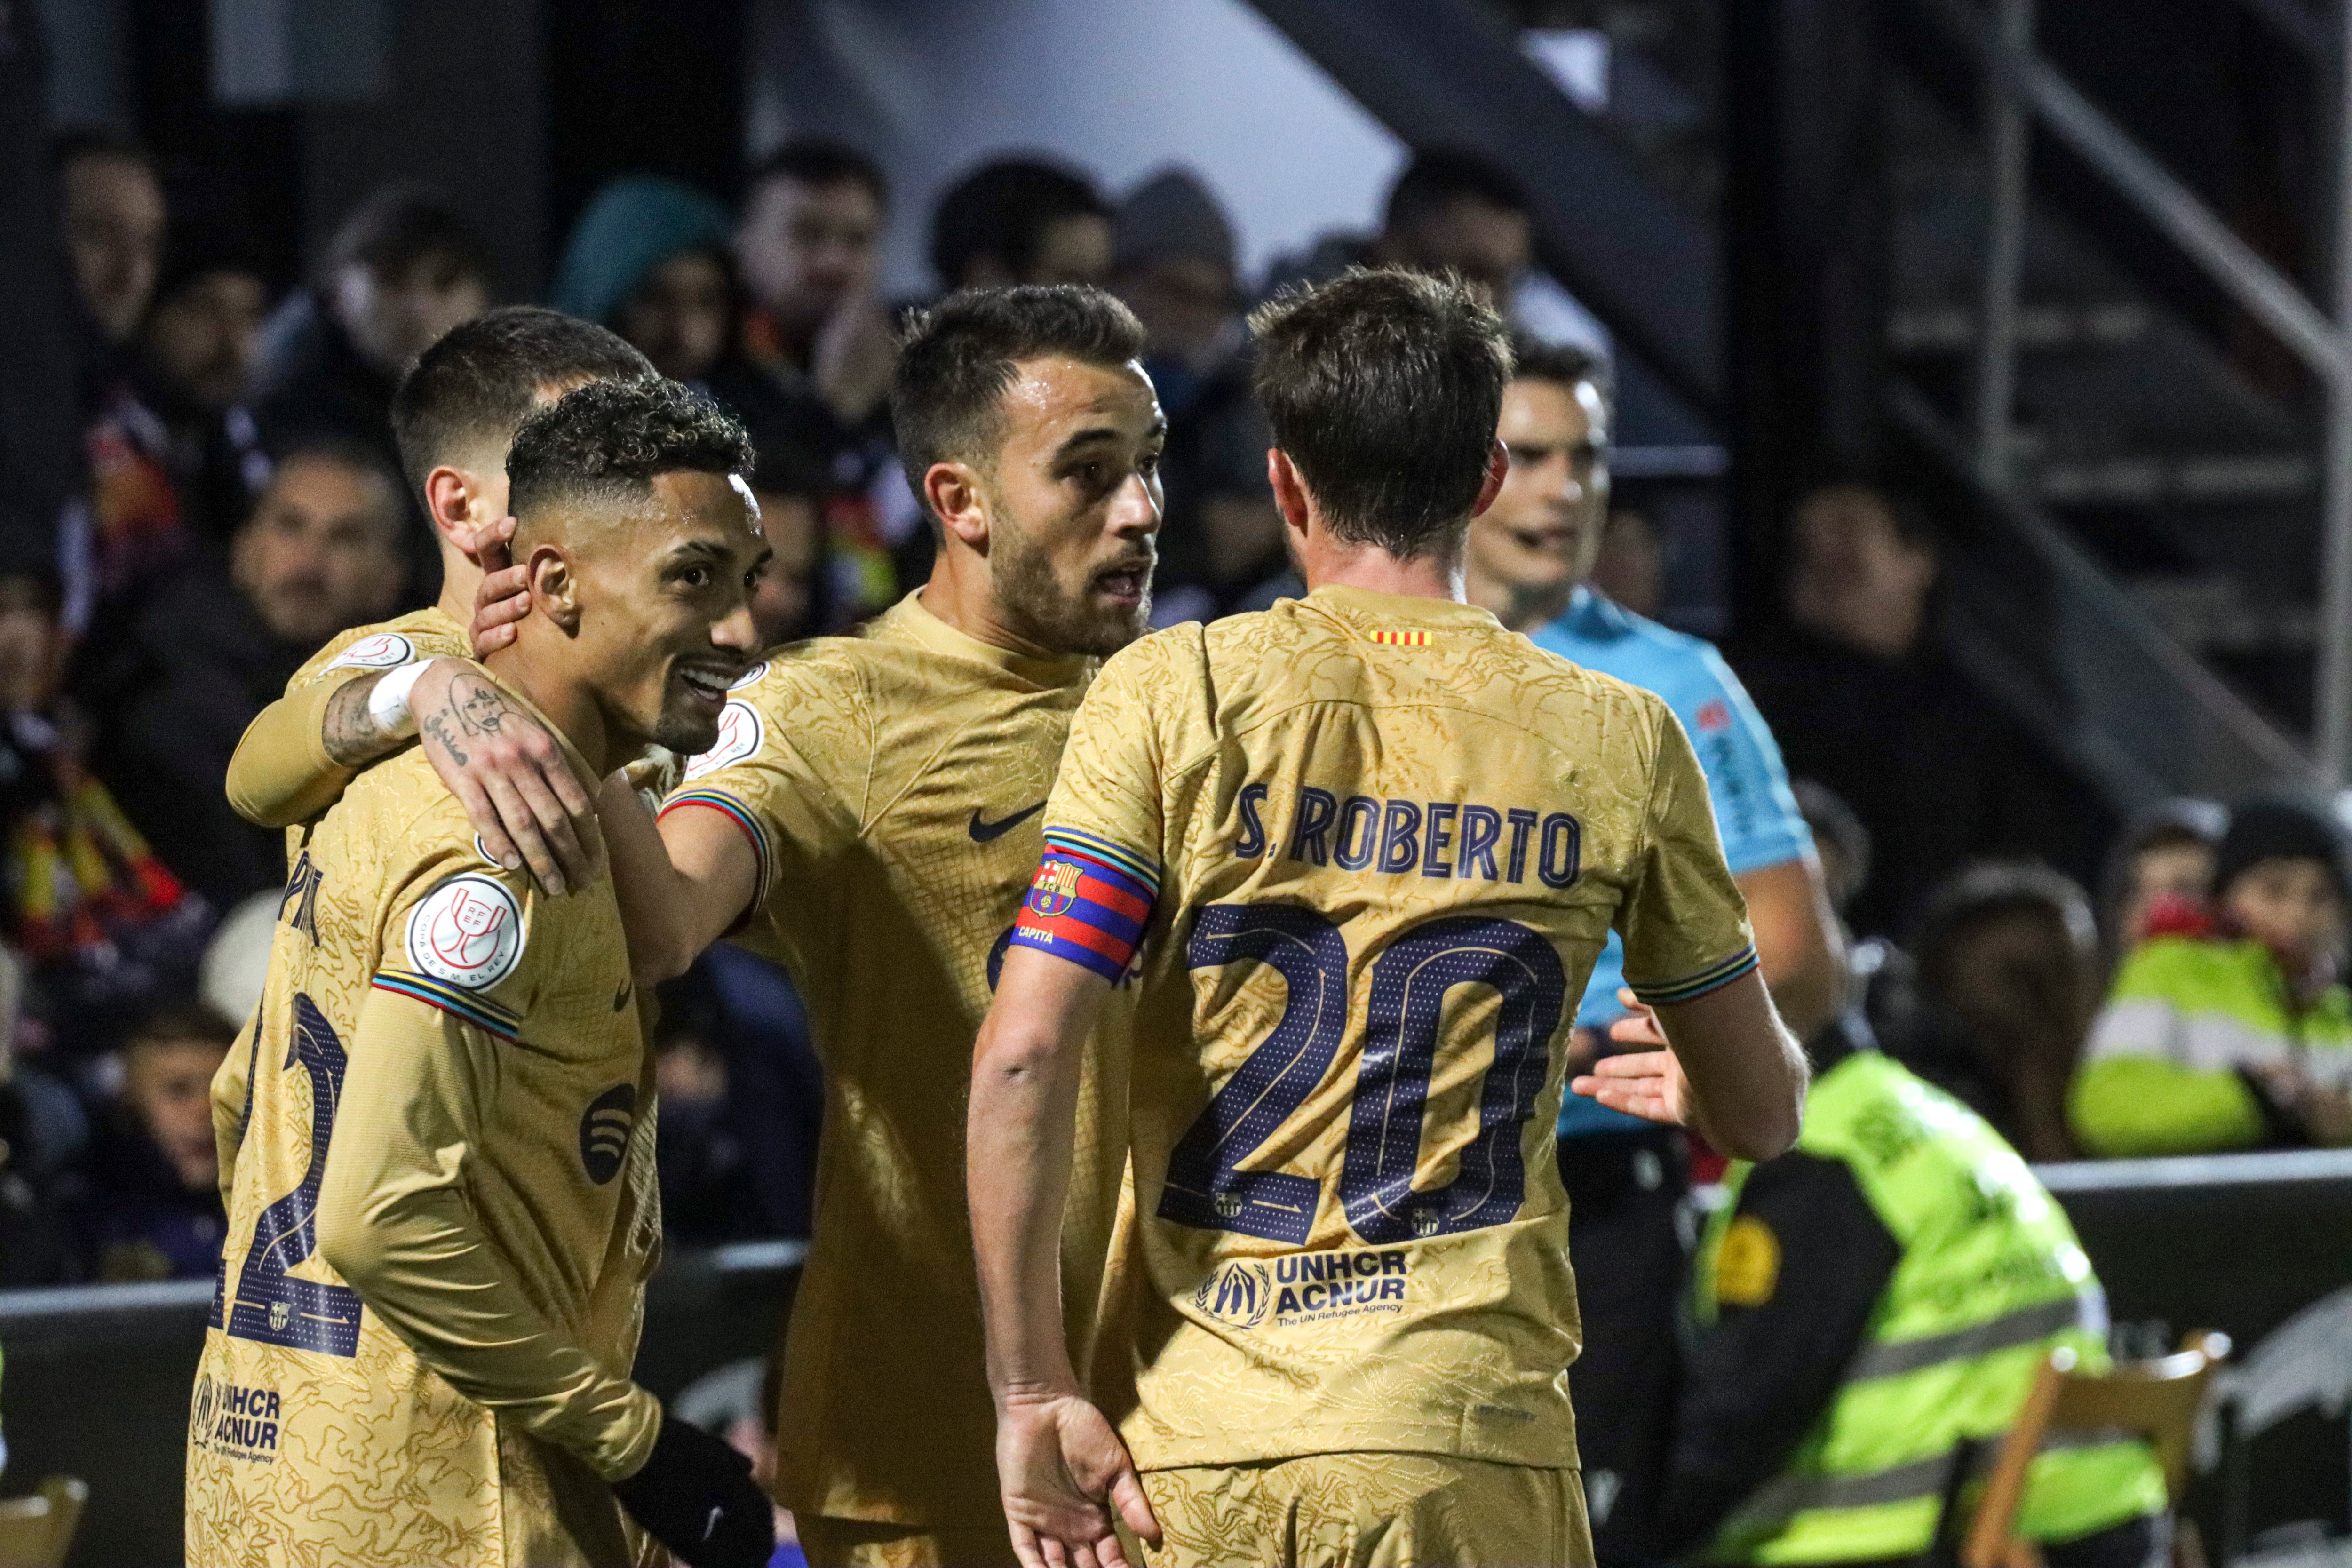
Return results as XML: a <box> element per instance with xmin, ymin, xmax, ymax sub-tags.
<box><xmin>580</xmin><ymin>1084</ymin><xmax>638</xmax><ymax>1184</ymax></box>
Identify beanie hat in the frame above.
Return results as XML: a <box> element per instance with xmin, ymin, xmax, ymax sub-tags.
<box><xmin>549</xmin><ymin>175</ymin><xmax>733</xmax><ymax>329</ymax></box>
<box><xmin>2214</xmin><ymin>796</ymin><xmax>2352</xmax><ymax>909</ymax></box>
<box><xmin>1114</xmin><ymin>167</ymin><xmax>1237</xmax><ymax>283</ymax></box>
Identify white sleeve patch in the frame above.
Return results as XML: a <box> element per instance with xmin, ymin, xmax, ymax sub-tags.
<box><xmin>405</xmin><ymin>874</ymin><xmax>525</xmax><ymax>990</ymax></box>
<box><xmin>325</xmin><ymin>631</ymin><xmax>417</xmax><ymax>672</ymax></box>
<box><xmin>683</xmin><ymin>699</ymin><xmax>765</xmax><ymax>781</ymax></box>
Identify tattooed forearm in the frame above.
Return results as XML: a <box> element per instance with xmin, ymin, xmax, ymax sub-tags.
<box><xmin>321</xmin><ymin>672</ymin><xmax>405</xmax><ymax>767</ymax></box>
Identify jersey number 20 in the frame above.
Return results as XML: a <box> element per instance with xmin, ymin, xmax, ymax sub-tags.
<box><xmin>1157</xmin><ymin>903</ymin><xmax>1567</xmax><ymax>1247</ymax></box>
<box><xmin>223</xmin><ymin>993</ymin><xmax>364</xmax><ymax>1356</ymax></box>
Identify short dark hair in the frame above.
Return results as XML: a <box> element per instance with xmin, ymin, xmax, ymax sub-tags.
<box><xmin>930</xmin><ymin>159</ymin><xmax>1108</xmax><ymax>289</ymax></box>
<box><xmin>391</xmin><ymin>306</ymin><xmax>654</xmax><ymax>503</ymax></box>
<box><xmin>323</xmin><ymin>183</ymin><xmax>489</xmax><ymax>287</ymax></box>
<box><xmin>1248</xmin><ymin>268</ymin><xmax>1511</xmax><ymax>561</ymax></box>
<box><xmin>747</xmin><ymin>137</ymin><xmax>888</xmax><ymax>206</ymax></box>
<box><xmin>254</xmin><ymin>435</ymin><xmax>409</xmax><ymax>546</ymax></box>
<box><xmin>1383</xmin><ymin>149</ymin><xmax>1529</xmax><ymax>234</ymax></box>
<box><xmin>1509</xmin><ymin>334</ymin><xmax>1605</xmax><ymax>400</ymax></box>
<box><xmin>507</xmin><ymin>377</ymin><xmax>755</xmax><ymax>523</ymax></box>
<box><xmin>1913</xmin><ymin>860</ymin><xmax>2097</xmax><ymax>981</ymax></box>
<box><xmin>48</xmin><ymin>125</ymin><xmax>156</xmax><ymax>181</ymax></box>
<box><xmin>890</xmin><ymin>285</ymin><xmax>1146</xmax><ymax>525</ymax></box>
<box><xmin>127</xmin><ymin>1000</ymin><xmax>239</xmax><ymax>1053</ymax></box>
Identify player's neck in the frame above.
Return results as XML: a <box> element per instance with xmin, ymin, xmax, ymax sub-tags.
<box><xmin>433</xmin><ymin>550</ymin><xmax>483</xmax><ymax>632</ymax></box>
<box><xmin>1464</xmin><ymin>565</ymin><xmax>1574</xmax><ymax>634</ymax></box>
<box><xmin>1298</xmin><ymin>533</ymin><xmax>1466</xmax><ymax>605</ymax></box>
<box><xmin>917</xmin><ymin>549</ymin><xmax>1062</xmax><ymax>661</ymax></box>
<box><xmin>482</xmin><ymin>640</ymin><xmax>613</xmax><ymax>777</ymax></box>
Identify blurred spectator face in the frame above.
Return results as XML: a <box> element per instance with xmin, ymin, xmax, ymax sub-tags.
<box><xmin>656</xmin><ymin>1033</ymin><xmax>728</xmax><ymax>1110</ymax></box>
<box><xmin>748</xmin><ymin>490</ymin><xmax>819</xmax><ymax>646</ymax></box>
<box><xmin>124</xmin><ymin>1032</ymin><xmax>230</xmax><ymax>1191</ymax></box>
<box><xmin>331</xmin><ymin>250</ymin><xmax>490</xmax><ymax>375</ymax></box>
<box><xmin>1115</xmin><ymin>256</ymin><xmax>1235</xmax><ymax>368</ymax></box>
<box><xmin>0</xmin><ymin>576</ymin><xmax>64</xmax><ymax>716</ymax></box>
<box><xmin>1589</xmin><ymin>507</ymin><xmax>1665</xmax><ymax>620</ymax></box>
<box><xmin>1787</xmin><ymin>484</ymin><xmax>1937</xmax><ymax>660</ymax></box>
<box><xmin>62</xmin><ymin>151</ymin><xmax>165</xmax><ymax>343</ymax></box>
<box><xmin>2223</xmin><ymin>857</ymin><xmax>2348</xmax><ymax>970</ymax></box>
<box><xmin>144</xmin><ymin>268</ymin><xmax>269</xmax><ymax>413</ymax></box>
<box><xmin>737</xmin><ymin>175</ymin><xmax>881</xmax><ymax>332</ymax></box>
<box><xmin>617</xmin><ymin>250</ymin><xmax>731</xmax><ymax>382</ymax></box>
<box><xmin>1021</xmin><ymin>213</ymin><xmax>1114</xmax><ymax>289</ymax></box>
<box><xmin>2118</xmin><ymin>833</ymin><xmax>2216</xmax><ymax>945</ymax></box>
<box><xmin>1465</xmin><ymin>374</ymin><xmax>1609</xmax><ymax>610</ymax></box>
<box><xmin>1384</xmin><ymin>196</ymin><xmax>1530</xmax><ymax>308</ymax></box>
<box><xmin>232</xmin><ymin>453</ymin><xmax>406</xmax><ymax>645</ymax></box>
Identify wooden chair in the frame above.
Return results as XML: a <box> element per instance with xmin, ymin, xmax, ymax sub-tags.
<box><xmin>1961</xmin><ymin>1331</ymin><xmax>2231</xmax><ymax>1568</ymax></box>
<box><xmin>0</xmin><ymin>1476</ymin><xmax>87</xmax><ymax>1568</ymax></box>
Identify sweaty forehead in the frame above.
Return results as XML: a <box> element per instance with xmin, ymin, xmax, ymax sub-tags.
<box><xmin>996</xmin><ymin>357</ymin><xmax>1158</xmax><ymax>445</ymax></box>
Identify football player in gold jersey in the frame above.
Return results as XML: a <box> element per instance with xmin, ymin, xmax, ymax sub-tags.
<box><xmin>967</xmin><ymin>271</ymin><xmax>1810</xmax><ymax>1568</ymax></box>
<box><xmin>461</xmin><ymin>286</ymin><xmax>1166</xmax><ymax>1568</ymax></box>
<box><xmin>225</xmin><ymin>306</ymin><xmax>653</xmax><ymax>893</ymax></box>
<box><xmin>185</xmin><ymin>378</ymin><xmax>776</xmax><ymax>1568</ymax></box>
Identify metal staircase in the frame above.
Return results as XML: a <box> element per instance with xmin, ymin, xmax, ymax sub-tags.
<box><xmin>1248</xmin><ymin>0</ymin><xmax>2337</xmax><ymax>809</ymax></box>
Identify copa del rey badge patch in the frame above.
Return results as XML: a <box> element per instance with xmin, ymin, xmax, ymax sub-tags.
<box><xmin>323</xmin><ymin>631</ymin><xmax>416</xmax><ymax>672</ymax></box>
<box><xmin>683</xmin><ymin>699</ymin><xmax>764</xmax><ymax>782</ymax></box>
<box><xmin>406</xmin><ymin>874</ymin><xmax>524</xmax><ymax>990</ymax></box>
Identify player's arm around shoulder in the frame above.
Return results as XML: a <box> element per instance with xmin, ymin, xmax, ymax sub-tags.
<box><xmin>224</xmin><ymin>625</ymin><xmax>450</xmax><ymax>829</ymax></box>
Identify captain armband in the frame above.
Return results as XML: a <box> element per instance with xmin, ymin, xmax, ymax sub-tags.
<box><xmin>1006</xmin><ymin>828</ymin><xmax>1160</xmax><ymax>982</ymax></box>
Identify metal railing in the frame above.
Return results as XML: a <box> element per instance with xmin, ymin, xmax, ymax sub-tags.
<box><xmin>1915</xmin><ymin>0</ymin><xmax>2352</xmax><ymax>780</ymax></box>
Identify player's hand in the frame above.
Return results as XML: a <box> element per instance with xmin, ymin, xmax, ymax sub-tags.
<box><xmin>468</xmin><ymin>517</ymin><xmax>532</xmax><ymax>657</ymax></box>
<box><xmin>610</xmin><ymin>1415</ymin><xmax>776</xmax><ymax>1568</ymax></box>
<box><xmin>413</xmin><ymin>659</ymin><xmax>603</xmax><ymax>896</ymax></box>
<box><xmin>1567</xmin><ymin>992</ymin><xmax>1689</xmax><ymax>1126</ymax></box>
<box><xmin>994</xmin><ymin>1390</ymin><xmax>1160</xmax><ymax>1568</ymax></box>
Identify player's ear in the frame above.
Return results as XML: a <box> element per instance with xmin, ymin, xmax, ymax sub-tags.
<box><xmin>1267</xmin><ymin>448</ymin><xmax>1311</xmax><ymax>541</ymax></box>
<box><xmin>926</xmin><ymin>461</ymin><xmax>991</xmax><ymax>552</ymax></box>
<box><xmin>1471</xmin><ymin>439</ymin><xmax>1508</xmax><ymax>519</ymax></box>
<box><xmin>423</xmin><ymin>465</ymin><xmax>481</xmax><ymax>545</ymax></box>
<box><xmin>527</xmin><ymin>544</ymin><xmax>583</xmax><ymax>632</ymax></box>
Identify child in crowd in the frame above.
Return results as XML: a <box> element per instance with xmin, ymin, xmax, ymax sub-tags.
<box><xmin>2096</xmin><ymin>796</ymin><xmax>2227</xmax><ymax>971</ymax></box>
<box><xmin>82</xmin><ymin>1001</ymin><xmax>234</xmax><ymax>1280</ymax></box>
<box><xmin>2073</xmin><ymin>797</ymin><xmax>2352</xmax><ymax>1156</ymax></box>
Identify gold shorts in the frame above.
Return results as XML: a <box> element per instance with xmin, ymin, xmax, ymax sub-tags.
<box><xmin>1138</xmin><ymin>1453</ymin><xmax>1592</xmax><ymax>1568</ymax></box>
<box><xmin>794</xmin><ymin>1514</ymin><xmax>1021</xmax><ymax>1568</ymax></box>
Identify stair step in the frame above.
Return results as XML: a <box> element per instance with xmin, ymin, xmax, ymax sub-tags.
<box><xmin>1889</xmin><ymin>300</ymin><xmax>2155</xmax><ymax>352</ymax></box>
<box><xmin>2032</xmin><ymin>452</ymin><xmax>2315</xmax><ymax>505</ymax></box>
<box><xmin>2130</xmin><ymin>574</ymin><xmax>2317</xmax><ymax>652</ymax></box>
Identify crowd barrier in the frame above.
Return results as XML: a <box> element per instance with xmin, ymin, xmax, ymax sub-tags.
<box><xmin>3</xmin><ymin>1152</ymin><xmax>2349</xmax><ymax>1566</ymax></box>
<box><xmin>0</xmin><ymin>1239</ymin><xmax>802</xmax><ymax>1565</ymax></box>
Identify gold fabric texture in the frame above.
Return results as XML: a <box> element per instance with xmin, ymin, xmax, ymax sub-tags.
<box><xmin>187</xmin><ymin>675</ymin><xmax>663</xmax><ymax>1568</ymax></box>
<box><xmin>1140</xmin><ymin>1453</ymin><xmax>1592</xmax><ymax>1568</ymax></box>
<box><xmin>674</xmin><ymin>592</ymin><xmax>1124</xmax><ymax>1528</ymax></box>
<box><xmin>1046</xmin><ymin>585</ymin><xmax>1753</xmax><ymax>1476</ymax></box>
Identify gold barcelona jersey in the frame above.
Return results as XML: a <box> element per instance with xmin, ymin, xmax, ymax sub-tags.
<box><xmin>1021</xmin><ymin>585</ymin><xmax>1756</xmax><ymax>1473</ymax></box>
<box><xmin>661</xmin><ymin>590</ymin><xmax>1123</xmax><ymax>1528</ymax></box>
<box><xmin>187</xmin><ymin>674</ymin><xmax>664</xmax><ymax>1568</ymax></box>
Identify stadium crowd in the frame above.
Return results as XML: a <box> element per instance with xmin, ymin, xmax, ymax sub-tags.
<box><xmin>0</xmin><ymin>83</ymin><xmax>2328</xmax><ymax>1568</ymax></box>
<box><xmin>4</xmin><ymin>127</ymin><xmax>2340</xmax><ymax>1295</ymax></box>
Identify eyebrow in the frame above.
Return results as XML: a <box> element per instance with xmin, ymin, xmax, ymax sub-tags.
<box><xmin>1049</xmin><ymin>419</ymin><xmax>1168</xmax><ymax>463</ymax></box>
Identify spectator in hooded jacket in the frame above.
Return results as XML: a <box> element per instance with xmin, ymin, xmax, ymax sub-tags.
<box><xmin>2074</xmin><ymin>796</ymin><xmax>2352</xmax><ymax>1155</ymax></box>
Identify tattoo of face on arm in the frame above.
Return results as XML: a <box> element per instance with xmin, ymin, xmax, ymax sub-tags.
<box><xmin>422</xmin><ymin>670</ymin><xmax>516</xmax><ymax>769</ymax></box>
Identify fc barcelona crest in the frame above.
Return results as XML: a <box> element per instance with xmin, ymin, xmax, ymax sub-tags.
<box><xmin>1028</xmin><ymin>859</ymin><xmax>1083</xmax><ymax>918</ymax></box>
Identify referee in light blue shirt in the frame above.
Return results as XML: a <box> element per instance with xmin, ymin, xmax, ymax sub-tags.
<box><xmin>1466</xmin><ymin>338</ymin><xmax>1847</xmax><ymax>1562</ymax></box>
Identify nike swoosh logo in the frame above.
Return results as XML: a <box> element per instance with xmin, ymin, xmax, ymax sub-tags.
<box><xmin>703</xmin><ymin>1504</ymin><xmax>723</xmax><ymax>1541</ymax></box>
<box><xmin>612</xmin><ymin>980</ymin><xmax>633</xmax><ymax>1013</ymax></box>
<box><xmin>968</xmin><ymin>802</ymin><xmax>1045</xmax><ymax>844</ymax></box>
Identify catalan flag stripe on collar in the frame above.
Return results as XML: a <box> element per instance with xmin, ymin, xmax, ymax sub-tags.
<box><xmin>1369</xmin><ymin>629</ymin><xmax>1432</xmax><ymax>646</ymax></box>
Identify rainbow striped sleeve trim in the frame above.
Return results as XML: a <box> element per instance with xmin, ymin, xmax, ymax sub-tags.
<box><xmin>373</xmin><ymin>972</ymin><xmax>522</xmax><ymax>1042</ymax></box>
<box><xmin>1008</xmin><ymin>828</ymin><xmax>1161</xmax><ymax>982</ymax></box>
<box><xmin>659</xmin><ymin>788</ymin><xmax>773</xmax><ymax>900</ymax></box>
<box><xmin>1629</xmin><ymin>945</ymin><xmax>1761</xmax><ymax>1008</ymax></box>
